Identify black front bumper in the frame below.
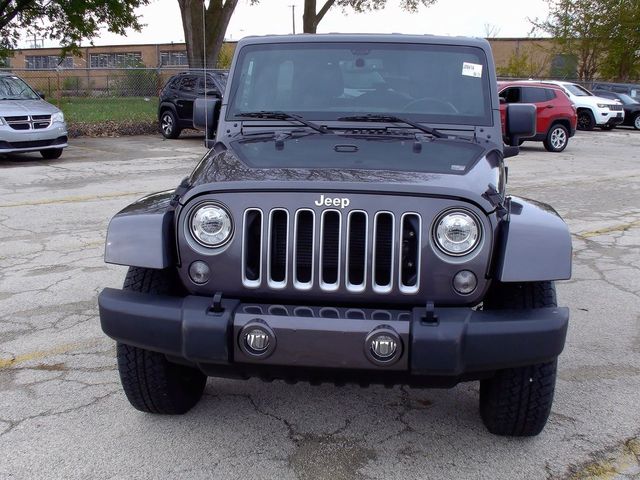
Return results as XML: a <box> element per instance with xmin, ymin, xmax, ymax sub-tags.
<box><xmin>99</xmin><ymin>288</ymin><xmax>569</xmax><ymax>384</ymax></box>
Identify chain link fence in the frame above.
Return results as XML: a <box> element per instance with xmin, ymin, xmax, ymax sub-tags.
<box><xmin>0</xmin><ymin>67</ymin><xmax>226</xmax><ymax>131</ymax></box>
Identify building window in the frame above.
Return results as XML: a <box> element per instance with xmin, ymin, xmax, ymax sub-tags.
<box><xmin>160</xmin><ymin>51</ymin><xmax>188</xmax><ymax>67</ymax></box>
<box><xmin>89</xmin><ymin>52</ymin><xmax>143</xmax><ymax>68</ymax></box>
<box><xmin>25</xmin><ymin>56</ymin><xmax>73</xmax><ymax>69</ymax></box>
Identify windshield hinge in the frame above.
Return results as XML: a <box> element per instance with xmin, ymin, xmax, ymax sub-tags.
<box><xmin>170</xmin><ymin>177</ymin><xmax>191</xmax><ymax>207</ymax></box>
<box><xmin>483</xmin><ymin>184</ymin><xmax>509</xmax><ymax>218</ymax></box>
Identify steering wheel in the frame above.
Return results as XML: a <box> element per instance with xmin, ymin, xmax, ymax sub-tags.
<box><xmin>402</xmin><ymin>97</ymin><xmax>459</xmax><ymax>114</ymax></box>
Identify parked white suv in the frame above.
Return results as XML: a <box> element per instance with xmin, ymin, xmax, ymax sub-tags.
<box><xmin>0</xmin><ymin>73</ymin><xmax>68</xmax><ymax>159</ymax></box>
<box><xmin>543</xmin><ymin>81</ymin><xmax>624</xmax><ymax>131</ymax></box>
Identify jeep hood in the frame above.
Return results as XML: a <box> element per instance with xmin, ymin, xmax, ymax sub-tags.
<box><xmin>184</xmin><ymin>136</ymin><xmax>503</xmax><ymax>213</ymax></box>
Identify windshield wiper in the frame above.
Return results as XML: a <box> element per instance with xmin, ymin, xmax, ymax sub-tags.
<box><xmin>337</xmin><ymin>114</ymin><xmax>445</xmax><ymax>138</ymax></box>
<box><xmin>235</xmin><ymin>111</ymin><xmax>329</xmax><ymax>134</ymax></box>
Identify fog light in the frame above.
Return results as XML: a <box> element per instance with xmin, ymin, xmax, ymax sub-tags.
<box><xmin>245</xmin><ymin>329</ymin><xmax>270</xmax><ymax>352</ymax></box>
<box><xmin>365</xmin><ymin>327</ymin><xmax>402</xmax><ymax>366</ymax></box>
<box><xmin>189</xmin><ymin>261</ymin><xmax>210</xmax><ymax>284</ymax></box>
<box><xmin>453</xmin><ymin>270</ymin><xmax>477</xmax><ymax>295</ymax></box>
<box><xmin>239</xmin><ymin>322</ymin><xmax>276</xmax><ymax>358</ymax></box>
<box><xmin>371</xmin><ymin>335</ymin><xmax>397</xmax><ymax>359</ymax></box>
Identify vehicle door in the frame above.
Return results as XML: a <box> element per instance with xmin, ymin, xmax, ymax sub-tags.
<box><xmin>498</xmin><ymin>86</ymin><xmax>522</xmax><ymax>134</ymax></box>
<box><xmin>175</xmin><ymin>75</ymin><xmax>198</xmax><ymax>121</ymax></box>
<box><xmin>522</xmin><ymin>86</ymin><xmax>553</xmax><ymax>134</ymax></box>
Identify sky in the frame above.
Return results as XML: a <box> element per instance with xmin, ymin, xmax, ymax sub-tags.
<box><xmin>22</xmin><ymin>0</ymin><xmax>551</xmax><ymax>48</ymax></box>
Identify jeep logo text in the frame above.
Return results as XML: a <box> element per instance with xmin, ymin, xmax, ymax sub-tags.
<box><xmin>314</xmin><ymin>194</ymin><xmax>350</xmax><ymax>209</ymax></box>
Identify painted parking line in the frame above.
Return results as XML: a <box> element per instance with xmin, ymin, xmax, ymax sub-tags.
<box><xmin>0</xmin><ymin>339</ymin><xmax>105</xmax><ymax>369</ymax></box>
<box><xmin>0</xmin><ymin>191</ymin><xmax>147</xmax><ymax>209</ymax></box>
<box><xmin>577</xmin><ymin>220</ymin><xmax>640</xmax><ymax>238</ymax></box>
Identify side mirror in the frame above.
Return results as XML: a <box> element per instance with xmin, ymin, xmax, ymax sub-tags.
<box><xmin>505</xmin><ymin>103</ymin><xmax>536</xmax><ymax>147</ymax></box>
<box><xmin>37</xmin><ymin>91</ymin><xmax>46</xmax><ymax>100</ymax></box>
<box><xmin>499</xmin><ymin>97</ymin><xmax>506</xmax><ymax>104</ymax></box>
<box><xmin>193</xmin><ymin>97</ymin><xmax>221</xmax><ymax>141</ymax></box>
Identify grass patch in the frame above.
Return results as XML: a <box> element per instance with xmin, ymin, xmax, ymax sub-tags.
<box><xmin>58</xmin><ymin>97</ymin><xmax>158</xmax><ymax>124</ymax></box>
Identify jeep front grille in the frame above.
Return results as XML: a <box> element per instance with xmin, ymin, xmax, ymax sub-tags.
<box><xmin>242</xmin><ymin>208</ymin><xmax>421</xmax><ymax>294</ymax></box>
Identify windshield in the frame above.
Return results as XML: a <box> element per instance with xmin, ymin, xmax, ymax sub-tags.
<box><xmin>227</xmin><ymin>42</ymin><xmax>492</xmax><ymax>126</ymax></box>
<box><xmin>0</xmin><ymin>76</ymin><xmax>39</xmax><ymax>100</ymax></box>
<box><xmin>564</xmin><ymin>84</ymin><xmax>592</xmax><ymax>97</ymax></box>
<box><xmin>617</xmin><ymin>93</ymin><xmax>638</xmax><ymax>105</ymax></box>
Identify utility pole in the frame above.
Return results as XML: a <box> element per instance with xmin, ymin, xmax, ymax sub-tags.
<box><xmin>290</xmin><ymin>4</ymin><xmax>296</xmax><ymax>34</ymax></box>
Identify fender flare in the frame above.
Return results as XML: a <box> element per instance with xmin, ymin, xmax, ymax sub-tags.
<box><xmin>104</xmin><ymin>191</ymin><xmax>176</xmax><ymax>269</ymax></box>
<box><xmin>494</xmin><ymin>196</ymin><xmax>572</xmax><ymax>282</ymax></box>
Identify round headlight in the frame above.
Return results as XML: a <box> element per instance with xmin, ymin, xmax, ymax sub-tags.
<box><xmin>434</xmin><ymin>210</ymin><xmax>480</xmax><ymax>256</ymax></box>
<box><xmin>190</xmin><ymin>204</ymin><xmax>233</xmax><ymax>247</ymax></box>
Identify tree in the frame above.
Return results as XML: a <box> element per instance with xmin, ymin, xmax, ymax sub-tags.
<box><xmin>496</xmin><ymin>46</ymin><xmax>549</xmax><ymax>78</ymax></box>
<box><xmin>0</xmin><ymin>0</ymin><xmax>149</xmax><ymax>55</ymax></box>
<box><xmin>599</xmin><ymin>0</ymin><xmax>640</xmax><ymax>81</ymax></box>
<box><xmin>178</xmin><ymin>0</ymin><xmax>239</xmax><ymax>69</ymax></box>
<box><xmin>302</xmin><ymin>0</ymin><xmax>437</xmax><ymax>34</ymax></box>
<box><xmin>531</xmin><ymin>0</ymin><xmax>637</xmax><ymax>82</ymax></box>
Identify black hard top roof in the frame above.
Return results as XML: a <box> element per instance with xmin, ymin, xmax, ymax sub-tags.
<box><xmin>236</xmin><ymin>33</ymin><xmax>491</xmax><ymax>50</ymax></box>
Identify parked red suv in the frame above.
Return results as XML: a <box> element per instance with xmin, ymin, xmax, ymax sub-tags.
<box><xmin>498</xmin><ymin>81</ymin><xmax>577</xmax><ymax>152</ymax></box>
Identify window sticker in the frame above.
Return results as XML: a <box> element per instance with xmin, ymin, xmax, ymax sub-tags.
<box><xmin>451</xmin><ymin>165</ymin><xmax>466</xmax><ymax>171</ymax></box>
<box><xmin>462</xmin><ymin>62</ymin><xmax>483</xmax><ymax>78</ymax></box>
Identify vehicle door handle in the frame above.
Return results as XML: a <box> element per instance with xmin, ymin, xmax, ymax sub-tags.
<box><xmin>546</xmin><ymin>105</ymin><xmax>554</xmax><ymax>109</ymax></box>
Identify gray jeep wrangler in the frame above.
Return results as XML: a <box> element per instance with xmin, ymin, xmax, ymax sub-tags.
<box><xmin>99</xmin><ymin>34</ymin><xmax>571</xmax><ymax>436</ymax></box>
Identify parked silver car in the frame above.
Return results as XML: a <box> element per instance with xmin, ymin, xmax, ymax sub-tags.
<box><xmin>0</xmin><ymin>73</ymin><xmax>68</xmax><ymax>159</ymax></box>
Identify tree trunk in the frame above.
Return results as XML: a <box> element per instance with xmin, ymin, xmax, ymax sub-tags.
<box><xmin>178</xmin><ymin>0</ymin><xmax>239</xmax><ymax>69</ymax></box>
<box><xmin>303</xmin><ymin>0</ymin><xmax>336</xmax><ymax>34</ymax></box>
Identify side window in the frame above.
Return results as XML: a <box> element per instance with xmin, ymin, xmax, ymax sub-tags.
<box><xmin>179</xmin><ymin>76</ymin><xmax>197</xmax><ymax>92</ymax></box>
<box><xmin>522</xmin><ymin>87</ymin><xmax>548</xmax><ymax>103</ymax></box>
<box><xmin>198</xmin><ymin>77</ymin><xmax>219</xmax><ymax>95</ymax></box>
<box><xmin>500</xmin><ymin>87</ymin><xmax>521</xmax><ymax>103</ymax></box>
<box><xmin>545</xmin><ymin>89</ymin><xmax>557</xmax><ymax>101</ymax></box>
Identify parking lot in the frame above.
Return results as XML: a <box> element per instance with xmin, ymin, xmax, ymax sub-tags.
<box><xmin>0</xmin><ymin>129</ymin><xmax>639</xmax><ymax>479</ymax></box>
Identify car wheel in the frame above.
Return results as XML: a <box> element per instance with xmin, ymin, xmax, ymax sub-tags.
<box><xmin>479</xmin><ymin>281</ymin><xmax>559</xmax><ymax>436</ymax></box>
<box><xmin>160</xmin><ymin>110</ymin><xmax>181</xmax><ymax>139</ymax></box>
<box><xmin>40</xmin><ymin>148</ymin><xmax>63</xmax><ymax>160</ymax></box>
<box><xmin>116</xmin><ymin>267</ymin><xmax>206</xmax><ymax>414</ymax></box>
<box><xmin>543</xmin><ymin>124</ymin><xmax>569</xmax><ymax>152</ymax></box>
<box><xmin>634</xmin><ymin>113</ymin><xmax>640</xmax><ymax>130</ymax></box>
<box><xmin>577</xmin><ymin>110</ymin><xmax>595</xmax><ymax>131</ymax></box>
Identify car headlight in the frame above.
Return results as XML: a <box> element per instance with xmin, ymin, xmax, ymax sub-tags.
<box><xmin>0</xmin><ymin>117</ymin><xmax>5</xmax><ymax>126</ymax></box>
<box><xmin>433</xmin><ymin>210</ymin><xmax>481</xmax><ymax>256</ymax></box>
<box><xmin>189</xmin><ymin>203</ymin><xmax>233</xmax><ymax>247</ymax></box>
<box><xmin>52</xmin><ymin>111</ymin><xmax>65</xmax><ymax>123</ymax></box>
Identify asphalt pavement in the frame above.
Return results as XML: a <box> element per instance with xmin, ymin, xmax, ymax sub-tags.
<box><xmin>0</xmin><ymin>130</ymin><xmax>639</xmax><ymax>479</ymax></box>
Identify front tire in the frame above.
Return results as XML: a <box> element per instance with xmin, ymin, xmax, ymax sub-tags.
<box><xmin>160</xmin><ymin>110</ymin><xmax>181</xmax><ymax>139</ymax></box>
<box><xmin>40</xmin><ymin>148</ymin><xmax>63</xmax><ymax>159</ymax></box>
<box><xmin>633</xmin><ymin>113</ymin><xmax>640</xmax><ymax>130</ymax></box>
<box><xmin>479</xmin><ymin>281</ymin><xmax>559</xmax><ymax>436</ymax></box>
<box><xmin>543</xmin><ymin>124</ymin><xmax>569</xmax><ymax>152</ymax></box>
<box><xmin>577</xmin><ymin>110</ymin><xmax>595</xmax><ymax>131</ymax></box>
<box><xmin>116</xmin><ymin>267</ymin><xmax>206</xmax><ymax>414</ymax></box>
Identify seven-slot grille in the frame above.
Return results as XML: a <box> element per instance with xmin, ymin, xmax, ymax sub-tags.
<box><xmin>2</xmin><ymin>115</ymin><xmax>51</xmax><ymax>130</ymax></box>
<box><xmin>242</xmin><ymin>208</ymin><xmax>422</xmax><ymax>294</ymax></box>
<box><xmin>608</xmin><ymin>104</ymin><xmax>623</xmax><ymax>111</ymax></box>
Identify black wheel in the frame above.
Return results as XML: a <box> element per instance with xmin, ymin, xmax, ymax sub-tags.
<box><xmin>577</xmin><ymin>110</ymin><xmax>595</xmax><ymax>131</ymax></box>
<box><xmin>116</xmin><ymin>267</ymin><xmax>206</xmax><ymax>414</ymax></box>
<box><xmin>543</xmin><ymin>124</ymin><xmax>569</xmax><ymax>152</ymax></box>
<box><xmin>633</xmin><ymin>113</ymin><xmax>640</xmax><ymax>130</ymax></box>
<box><xmin>160</xmin><ymin>109</ymin><xmax>181</xmax><ymax>139</ymax></box>
<box><xmin>479</xmin><ymin>281</ymin><xmax>559</xmax><ymax>436</ymax></box>
<box><xmin>40</xmin><ymin>148</ymin><xmax>63</xmax><ymax>159</ymax></box>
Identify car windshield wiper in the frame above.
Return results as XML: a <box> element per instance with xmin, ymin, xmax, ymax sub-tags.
<box><xmin>235</xmin><ymin>111</ymin><xmax>329</xmax><ymax>134</ymax></box>
<box><xmin>337</xmin><ymin>114</ymin><xmax>445</xmax><ymax>138</ymax></box>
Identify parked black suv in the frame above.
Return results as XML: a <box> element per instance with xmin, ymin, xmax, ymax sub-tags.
<box><xmin>158</xmin><ymin>70</ymin><xmax>228</xmax><ymax>139</ymax></box>
<box><xmin>592</xmin><ymin>90</ymin><xmax>640</xmax><ymax>130</ymax></box>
